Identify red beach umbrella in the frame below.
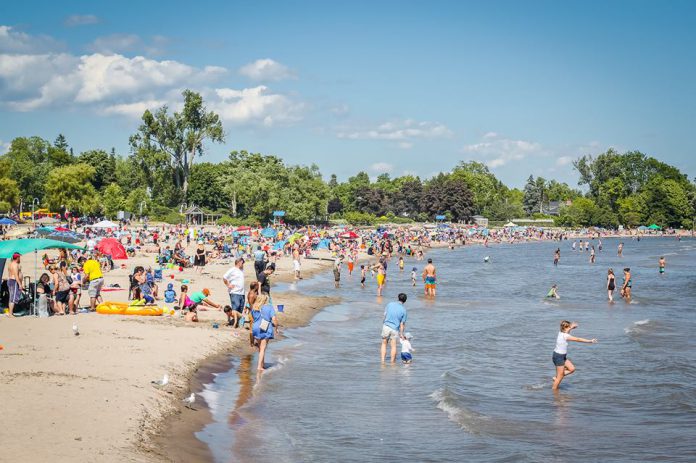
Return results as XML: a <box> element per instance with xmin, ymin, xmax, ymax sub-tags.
<box><xmin>96</xmin><ymin>237</ymin><xmax>128</xmax><ymax>260</ymax></box>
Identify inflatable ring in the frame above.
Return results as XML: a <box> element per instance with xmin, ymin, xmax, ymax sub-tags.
<box><xmin>96</xmin><ymin>302</ymin><xmax>164</xmax><ymax>316</ymax></box>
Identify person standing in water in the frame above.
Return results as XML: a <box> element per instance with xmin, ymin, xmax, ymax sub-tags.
<box><xmin>621</xmin><ymin>267</ymin><xmax>632</xmax><ymax>300</ymax></box>
<box><xmin>659</xmin><ymin>256</ymin><xmax>666</xmax><ymax>274</ymax></box>
<box><xmin>422</xmin><ymin>258</ymin><xmax>437</xmax><ymax>297</ymax></box>
<box><xmin>553</xmin><ymin>248</ymin><xmax>560</xmax><ymax>267</ymax></box>
<box><xmin>617</xmin><ymin>242</ymin><xmax>624</xmax><ymax>257</ymax></box>
<box><xmin>607</xmin><ymin>268</ymin><xmax>616</xmax><ymax>302</ymax></box>
<box><xmin>380</xmin><ymin>293</ymin><xmax>408</xmax><ymax>364</ymax></box>
<box><xmin>590</xmin><ymin>246</ymin><xmax>596</xmax><ymax>264</ymax></box>
<box><xmin>552</xmin><ymin>320</ymin><xmax>597</xmax><ymax>390</ymax></box>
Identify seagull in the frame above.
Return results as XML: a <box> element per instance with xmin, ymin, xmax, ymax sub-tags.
<box><xmin>151</xmin><ymin>374</ymin><xmax>169</xmax><ymax>387</ymax></box>
<box><xmin>72</xmin><ymin>323</ymin><xmax>80</xmax><ymax>336</ymax></box>
<box><xmin>183</xmin><ymin>393</ymin><xmax>196</xmax><ymax>409</ymax></box>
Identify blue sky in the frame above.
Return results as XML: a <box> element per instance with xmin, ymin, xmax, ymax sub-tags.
<box><xmin>1</xmin><ymin>0</ymin><xmax>695</xmax><ymax>187</ymax></box>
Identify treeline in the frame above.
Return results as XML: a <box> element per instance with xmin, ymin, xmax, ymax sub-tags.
<box><xmin>0</xmin><ymin>91</ymin><xmax>694</xmax><ymax>228</ymax></box>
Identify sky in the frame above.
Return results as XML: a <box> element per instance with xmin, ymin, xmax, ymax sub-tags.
<box><xmin>1</xmin><ymin>0</ymin><xmax>695</xmax><ymax>188</ymax></box>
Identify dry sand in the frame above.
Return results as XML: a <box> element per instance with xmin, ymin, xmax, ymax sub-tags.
<box><xmin>0</xmin><ymin>243</ymin><xmax>341</xmax><ymax>462</ymax></box>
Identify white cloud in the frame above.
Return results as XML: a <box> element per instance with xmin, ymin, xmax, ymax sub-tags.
<box><xmin>101</xmin><ymin>99</ymin><xmax>167</xmax><ymax>118</ymax></box>
<box><xmin>337</xmin><ymin>119</ymin><xmax>452</xmax><ymax>141</ymax></box>
<box><xmin>0</xmin><ymin>52</ymin><xmax>225</xmax><ymax>111</ymax></box>
<box><xmin>0</xmin><ymin>139</ymin><xmax>10</xmax><ymax>154</ymax></box>
<box><xmin>371</xmin><ymin>162</ymin><xmax>393</xmax><ymax>174</ymax></box>
<box><xmin>330</xmin><ymin>104</ymin><xmax>350</xmax><ymax>116</ymax></box>
<box><xmin>555</xmin><ymin>156</ymin><xmax>573</xmax><ymax>166</ymax></box>
<box><xmin>0</xmin><ymin>25</ymin><xmax>63</xmax><ymax>53</ymax></box>
<box><xmin>212</xmin><ymin>86</ymin><xmax>304</xmax><ymax>126</ymax></box>
<box><xmin>239</xmin><ymin>58</ymin><xmax>295</xmax><ymax>81</ymax></box>
<box><xmin>462</xmin><ymin>132</ymin><xmax>544</xmax><ymax>168</ymax></box>
<box><xmin>88</xmin><ymin>34</ymin><xmax>170</xmax><ymax>56</ymax></box>
<box><xmin>397</xmin><ymin>141</ymin><xmax>413</xmax><ymax>149</ymax></box>
<box><xmin>64</xmin><ymin>14</ymin><xmax>100</xmax><ymax>27</ymax></box>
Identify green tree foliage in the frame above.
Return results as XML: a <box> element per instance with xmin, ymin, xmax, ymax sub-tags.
<box><xmin>129</xmin><ymin>90</ymin><xmax>224</xmax><ymax>197</ymax></box>
<box><xmin>44</xmin><ymin>164</ymin><xmax>100</xmax><ymax>214</ymax></box>
<box><xmin>0</xmin><ymin>178</ymin><xmax>21</xmax><ymax>210</ymax></box>
<box><xmin>420</xmin><ymin>173</ymin><xmax>474</xmax><ymax>222</ymax></box>
<box><xmin>451</xmin><ymin>161</ymin><xmax>508</xmax><ymax>215</ymax></box>
<box><xmin>574</xmin><ymin>149</ymin><xmax>694</xmax><ymax>227</ymax></box>
<box><xmin>78</xmin><ymin>150</ymin><xmax>116</xmax><ymax>190</ymax></box>
<box><xmin>102</xmin><ymin>183</ymin><xmax>124</xmax><ymax>218</ymax></box>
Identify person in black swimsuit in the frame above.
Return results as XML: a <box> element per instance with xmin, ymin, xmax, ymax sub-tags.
<box><xmin>607</xmin><ymin>268</ymin><xmax>616</xmax><ymax>302</ymax></box>
<box><xmin>194</xmin><ymin>241</ymin><xmax>206</xmax><ymax>273</ymax></box>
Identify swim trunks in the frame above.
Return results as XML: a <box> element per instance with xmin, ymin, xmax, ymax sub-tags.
<box><xmin>425</xmin><ymin>276</ymin><xmax>436</xmax><ymax>288</ymax></box>
<box><xmin>8</xmin><ymin>279</ymin><xmax>21</xmax><ymax>304</ymax></box>
<box><xmin>376</xmin><ymin>274</ymin><xmax>385</xmax><ymax>286</ymax></box>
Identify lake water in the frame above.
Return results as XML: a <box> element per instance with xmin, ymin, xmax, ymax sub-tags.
<box><xmin>194</xmin><ymin>237</ymin><xmax>696</xmax><ymax>462</ymax></box>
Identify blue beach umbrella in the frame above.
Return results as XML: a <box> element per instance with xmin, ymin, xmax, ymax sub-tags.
<box><xmin>47</xmin><ymin>230</ymin><xmax>83</xmax><ymax>244</ymax></box>
<box><xmin>0</xmin><ymin>217</ymin><xmax>17</xmax><ymax>225</ymax></box>
<box><xmin>261</xmin><ymin>227</ymin><xmax>277</xmax><ymax>238</ymax></box>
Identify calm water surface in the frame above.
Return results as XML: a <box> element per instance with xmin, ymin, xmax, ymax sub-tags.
<box><xmin>195</xmin><ymin>237</ymin><xmax>696</xmax><ymax>462</ymax></box>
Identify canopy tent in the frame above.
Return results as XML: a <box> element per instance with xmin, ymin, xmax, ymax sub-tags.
<box><xmin>91</xmin><ymin>220</ymin><xmax>118</xmax><ymax>229</ymax></box>
<box><xmin>273</xmin><ymin>240</ymin><xmax>287</xmax><ymax>251</ymax></box>
<box><xmin>96</xmin><ymin>237</ymin><xmax>128</xmax><ymax>260</ymax></box>
<box><xmin>0</xmin><ymin>238</ymin><xmax>85</xmax><ymax>259</ymax></box>
<box><xmin>0</xmin><ymin>217</ymin><xmax>17</xmax><ymax>225</ymax></box>
<box><xmin>54</xmin><ymin>226</ymin><xmax>71</xmax><ymax>232</ymax></box>
<box><xmin>504</xmin><ymin>222</ymin><xmax>517</xmax><ymax>227</ymax></box>
<box><xmin>236</xmin><ymin>226</ymin><xmax>251</xmax><ymax>234</ymax></box>
<box><xmin>648</xmin><ymin>224</ymin><xmax>661</xmax><ymax>230</ymax></box>
<box><xmin>316</xmin><ymin>238</ymin><xmax>331</xmax><ymax>250</ymax></box>
<box><xmin>35</xmin><ymin>226</ymin><xmax>55</xmax><ymax>235</ymax></box>
<box><xmin>637</xmin><ymin>225</ymin><xmax>648</xmax><ymax>231</ymax></box>
<box><xmin>261</xmin><ymin>227</ymin><xmax>277</xmax><ymax>238</ymax></box>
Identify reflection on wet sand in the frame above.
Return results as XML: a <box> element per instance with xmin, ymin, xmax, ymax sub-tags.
<box><xmin>229</xmin><ymin>354</ymin><xmax>255</xmax><ymax>427</ymax></box>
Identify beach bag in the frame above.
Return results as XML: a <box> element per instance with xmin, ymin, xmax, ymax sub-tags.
<box><xmin>259</xmin><ymin>318</ymin><xmax>270</xmax><ymax>332</ymax></box>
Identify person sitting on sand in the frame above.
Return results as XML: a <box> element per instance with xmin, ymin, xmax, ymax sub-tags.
<box><xmin>164</xmin><ymin>283</ymin><xmax>177</xmax><ymax>304</ymax></box>
<box><xmin>189</xmin><ymin>288</ymin><xmax>222</xmax><ymax>311</ymax></box>
<box><xmin>178</xmin><ymin>284</ymin><xmax>193</xmax><ymax>311</ymax></box>
<box><xmin>546</xmin><ymin>284</ymin><xmax>560</xmax><ymax>299</ymax></box>
<box><xmin>184</xmin><ymin>306</ymin><xmax>198</xmax><ymax>322</ymax></box>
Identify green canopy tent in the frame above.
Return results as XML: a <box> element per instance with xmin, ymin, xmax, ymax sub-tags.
<box><xmin>647</xmin><ymin>224</ymin><xmax>661</xmax><ymax>230</ymax></box>
<box><xmin>0</xmin><ymin>239</ymin><xmax>86</xmax><ymax>316</ymax></box>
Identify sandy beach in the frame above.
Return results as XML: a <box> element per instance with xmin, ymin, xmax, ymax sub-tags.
<box><xmin>0</xmin><ymin>243</ymin><xmax>341</xmax><ymax>462</ymax></box>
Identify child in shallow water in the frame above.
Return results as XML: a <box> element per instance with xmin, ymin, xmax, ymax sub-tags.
<box><xmin>400</xmin><ymin>333</ymin><xmax>414</xmax><ymax>364</ymax></box>
<box><xmin>546</xmin><ymin>284</ymin><xmax>560</xmax><ymax>299</ymax></box>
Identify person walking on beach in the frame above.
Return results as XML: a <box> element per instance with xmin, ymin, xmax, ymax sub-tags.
<box><xmin>80</xmin><ymin>255</ymin><xmax>103</xmax><ymax>312</ymax></box>
<box><xmin>223</xmin><ymin>258</ymin><xmax>245</xmax><ymax>328</ymax></box>
<box><xmin>607</xmin><ymin>268</ymin><xmax>616</xmax><ymax>302</ymax></box>
<box><xmin>422</xmin><ymin>258</ymin><xmax>437</xmax><ymax>297</ymax></box>
<box><xmin>251</xmin><ymin>293</ymin><xmax>278</xmax><ymax>371</ymax></box>
<box><xmin>659</xmin><ymin>256</ymin><xmax>666</xmax><ymax>274</ymax></box>
<box><xmin>621</xmin><ymin>268</ymin><xmax>632</xmax><ymax>301</ymax></box>
<box><xmin>194</xmin><ymin>241</ymin><xmax>206</xmax><ymax>273</ymax></box>
<box><xmin>552</xmin><ymin>320</ymin><xmax>597</xmax><ymax>390</ymax></box>
<box><xmin>292</xmin><ymin>246</ymin><xmax>302</xmax><ymax>280</ymax></box>
<box><xmin>380</xmin><ymin>293</ymin><xmax>408</xmax><ymax>364</ymax></box>
<box><xmin>253</xmin><ymin>246</ymin><xmax>267</xmax><ymax>279</ymax></box>
<box><xmin>7</xmin><ymin>253</ymin><xmax>23</xmax><ymax>317</ymax></box>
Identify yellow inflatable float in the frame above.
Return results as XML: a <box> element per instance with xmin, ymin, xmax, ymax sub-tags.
<box><xmin>96</xmin><ymin>301</ymin><xmax>164</xmax><ymax>316</ymax></box>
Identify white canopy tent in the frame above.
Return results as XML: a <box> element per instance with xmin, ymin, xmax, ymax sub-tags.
<box><xmin>91</xmin><ymin>220</ymin><xmax>118</xmax><ymax>228</ymax></box>
<box><xmin>504</xmin><ymin>222</ymin><xmax>517</xmax><ymax>227</ymax></box>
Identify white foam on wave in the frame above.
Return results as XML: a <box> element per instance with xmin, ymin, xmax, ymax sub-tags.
<box><xmin>625</xmin><ymin>319</ymin><xmax>652</xmax><ymax>334</ymax></box>
<box><xmin>430</xmin><ymin>388</ymin><xmax>481</xmax><ymax>434</ymax></box>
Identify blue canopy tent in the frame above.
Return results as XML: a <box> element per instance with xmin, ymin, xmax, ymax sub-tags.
<box><xmin>0</xmin><ymin>218</ymin><xmax>17</xmax><ymax>225</ymax></box>
<box><xmin>273</xmin><ymin>240</ymin><xmax>287</xmax><ymax>251</ymax></box>
<box><xmin>261</xmin><ymin>227</ymin><xmax>277</xmax><ymax>238</ymax></box>
<box><xmin>316</xmin><ymin>238</ymin><xmax>331</xmax><ymax>250</ymax></box>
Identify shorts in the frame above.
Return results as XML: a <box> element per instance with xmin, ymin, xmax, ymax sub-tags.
<box><xmin>293</xmin><ymin>260</ymin><xmax>301</xmax><ymax>272</ymax></box>
<box><xmin>425</xmin><ymin>276</ymin><xmax>436</xmax><ymax>286</ymax></box>
<box><xmin>55</xmin><ymin>290</ymin><xmax>70</xmax><ymax>304</ymax></box>
<box><xmin>88</xmin><ymin>278</ymin><xmax>104</xmax><ymax>298</ymax></box>
<box><xmin>333</xmin><ymin>269</ymin><xmax>341</xmax><ymax>281</ymax></box>
<box><xmin>381</xmin><ymin>325</ymin><xmax>399</xmax><ymax>341</ymax></box>
<box><xmin>401</xmin><ymin>352</ymin><xmax>413</xmax><ymax>362</ymax></box>
<box><xmin>552</xmin><ymin>352</ymin><xmax>567</xmax><ymax>367</ymax></box>
<box><xmin>229</xmin><ymin>293</ymin><xmax>245</xmax><ymax>313</ymax></box>
<box><xmin>8</xmin><ymin>279</ymin><xmax>21</xmax><ymax>305</ymax></box>
<box><xmin>376</xmin><ymin>274</ymin><xmax>385</xmax><ymax>286</ymax></box>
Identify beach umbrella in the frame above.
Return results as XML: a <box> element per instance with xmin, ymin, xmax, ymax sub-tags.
<box><xmin>96</xmin><ymin>237</ymin><xmax>128</xmax><ymax>259</ymax></box>
<box><xmin>648</xmin><ymin>224</ymin><xmax>661</xmax><ymax>230</ymax></box>
<box><xmin>0</xmin><ymin>217</ymin><xmax>17</xmax><ymax>225</ymax></box>
<box><xmin>54</xmin><ymin>226</ymin><xmax>71</xmax><ymax>232</ymax></box>
<box><xmin>36</xmin><ymin>216</ymin><xmax>60</xmax><ymax>224</ymax></box>
<box><xmin>47</xmin><ymin>231</ymin><xmax>82</xmax><ymax>244</ymax></box>
<box><xmin>340</xmin><ymin>231</ymin><xmax>359</xmax><ymax>239</ymax></box>
<box><xmin>273</xmin><ymin>240</ymin><xmax>287</xmax><ymax>251</ymax></box>
<box><xmin>35</xmin><ymin>226</ymin><xmax>56</xmax><ymax>235</ymax></box>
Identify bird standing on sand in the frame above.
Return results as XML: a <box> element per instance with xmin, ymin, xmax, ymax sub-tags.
<box><xmin>183</xmin><ymin>393</ymin><xmax>195</xmax><ymax>409</ymax></box>
<box><xmin>72</xmin><ymin>323</ymin><xmax>79</xmax><ymax>336</ymax></box>
<box><xmin>151</xmin><ymin>374</ymin><xmax>169</xmax><ymax>387</ymax></box>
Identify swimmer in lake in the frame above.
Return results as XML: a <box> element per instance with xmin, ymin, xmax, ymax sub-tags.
<box><xmin>659</xmin><ymin>256</ymin><xmax>666</xmax><ymax>274</ymax></box>
<box><xmin>621</xmin><ymin>267</ymin><xmax>632</xmax><ymax>300</ymax></box>
<box><xmin>546</xmin><ymin>284</ymin><xmax>560</xmax><ymax>299</ymax></box>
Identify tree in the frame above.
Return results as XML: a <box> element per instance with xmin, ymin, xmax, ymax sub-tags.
<box><xmin>102</xmin><ymin>183</ymin><xmax>124</xmax><ymax>218</ymax></box>
<box><xmin>523</xmin><ymin>175</ymin><xmax>540</xmax><ymax>215</ymax></box>
<box><xmin>44</xmin><ymin>164</ymin><xmax>100</xmax><ymax>214</ymax></box>
<box><xmin>452</xmin><ymin>161</ymin><xmax>508</xmax><ymax>214</ymax></box>
<box><xmin>78</xmin><ymin>150</ymin><xmax>116</xmax><ymax>190</ymax></box>
<box><xmin>0</xmin><ymin>178</ymin><xmax>20</xmax><ymax>210</ymax></box>
<box><xmin>129</xmin><ymin>90</ymin><xmax>224</xmax><ymax>197</ymax></box>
